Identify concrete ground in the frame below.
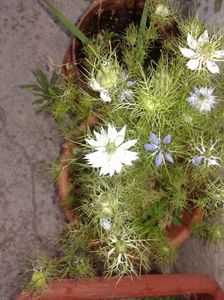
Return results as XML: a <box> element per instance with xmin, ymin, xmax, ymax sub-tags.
<box><xmin>0</xmin><ymin>0</ymin><xmax>224</xmax><ymax>299</ymax></box>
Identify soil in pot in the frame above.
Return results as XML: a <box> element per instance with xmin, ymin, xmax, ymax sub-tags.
<box><xmin>71</xmin><ymin>0</ymin><xmax>179</xmax><ymax>78</ymax></box>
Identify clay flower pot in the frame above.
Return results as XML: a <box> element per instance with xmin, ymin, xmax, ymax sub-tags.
<box><xmin>15</xmin><ymin>273</ymin><xmax>224</xmax><ymax>299</ymax></box>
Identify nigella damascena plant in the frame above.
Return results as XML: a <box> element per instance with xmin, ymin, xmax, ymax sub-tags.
<box><xmin>187</xmin><ymin>87</ymin><xmax>217</xmax><ymax>112</ymax></box>
<box><xmin>144</xmin><ymin>132</ymin><xmax>174</xmax><ymax>167</ymax></box>
<box><xmin>85</xmin><ymin>124</ymin><xmax>138</xmax><ymax>176</ymax></box>
<box><xmin>192</xmin><ymin>143</ymin><xmax>219</xmax><ymax>166</ymax></box>
<box><xmin>180</xmin><ymin>30</ymin><xmax>224</xmax><ymax>74</ymax></box>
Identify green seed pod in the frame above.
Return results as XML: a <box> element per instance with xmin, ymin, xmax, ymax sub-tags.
<box><xmin>30</xmin><ymin>271</ymin><xmax>47</xmax><ymax>289</ymax></box>
<box><xmin>96</xmin><ymin>62</ymin><xmax>120</xmax><ymax>89</ymax></box>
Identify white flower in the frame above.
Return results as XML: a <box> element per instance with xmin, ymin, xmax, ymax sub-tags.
<box><xmin>89</xmin><ymin>78</ymin><xmax>112</xmax><ymax>103</ymax></box>
<box><xmin>180</xmin><ymin>30</ymin><xmax>224</xmax><ymax>74</ymax></box>
<box><xmin>100</xmin><ymin>218</ymin><xmax>112</xmax><ymax>231</ymax></box>
<box><xmin>192</xmin><ymin>143</ymin><xmax>219</xmax><ymax>166</ymax></box>
<box><xmin>85</xmin><ymin>124</ymin><xmax>138</xmax><ymax>176</ymax></box>
<box><xmin>187</xmin><ymin>87</ymin><xmax>217</xmax><ymax>112</ymax></box>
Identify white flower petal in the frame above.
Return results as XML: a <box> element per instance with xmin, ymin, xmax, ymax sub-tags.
<box><xmin>179</xmin><ymin>47</ymin><xmax>196</xmax><ymax>58</ymax></box>
<box><xmin>186</xmin><ymin>58</ymin><xmax>200</xmax><ymax>70</ymax></box>
<box><xmin>206</xmin><ymin>60</ymin><xmax>220</xmax><ymax>74</ymax></box>
<box><xmin>85</xmin><ymin>138</ymin><xmax>104</xmax><ymax>148</ymax></box>
<box><xmin>120</xmin><ymin>139</ymin><xmax>137</xmax><ymax>150</ymax></box>
<box><xmin>115</xmin><ymin>126</ymin><xmax>126</xmax><ymax>146</ymax></box>
<box><xmin>107</xmin><ymin>124</ymin><xmax>119</xmax><ymax>142</ymax></box>
<box><xmin>213</xmin><ymin>50</ymin><xmax>224</xmax><ymax>59</ymax></box>
<box><xmin>187</xmin><ymin>33</ymin><xmax>198</xmax><ymax>50</ymax></box>
<box><xmin>100</xmin><ymin>91</ymin><xmax>111</xmax><ymax>102</ymax></box>
<box><xmin>198</xmin><ymin>30</ymin><xmax>209</xmax><ymax>44</ymax></box>
<box><xmin>120</xmin><ymin>150</ymin><xmax>139</xmax><ymax>165</ymax></box>
<box><xmin>207</xmin><ymin>157</ymin><xmax>219</xmax><ymax>166</ymax></box>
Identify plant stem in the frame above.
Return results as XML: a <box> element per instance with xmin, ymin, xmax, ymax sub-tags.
<box><xmin>136</xmin><ymin>0</ymin><xmax>149</xmax><ymax>46</ymax></box>
<box><xmin>41</xmin><ymin>0</ymin><xmax>89</xmax><ymax>45</ymax></box>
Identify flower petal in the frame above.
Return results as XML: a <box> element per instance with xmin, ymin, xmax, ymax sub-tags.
<box><xmin>186</xmin><ymin>58</ymin><xmax>200</xmax><ymax>70</ymax></box>
<box><xmin>89</xmin><ymin>78</ymin><xmax>102</xmax><ymax>91</ymax></box>
<box><xmin>192</xmin><ymin>155</ymin><xmax>203</xmax><ymax>166</ymax></box>
<box><xmin>162</xmin><ymin>134</ymin><xmax>172</xmax><ymax>144</ymax></box>
<box><xmin>127</xmin><ymin>80</ymin><xmax>137</xmax><ymax>87</ymax></box>
<box><xmin>100</xmin><ymin>91</ymin><xmax>111</xmax><ymax>102</ymax></box>
<box><xmin>187</xmin><ymin>33</ymin><xmax>198</xmax><ymax>50</ymax></box>
<box><xmin>164</xmin><ymin>152</ymin><xmax>174</xmax><ymax>164</ymax></box>
<box><xmin>206</xmin><ymin>60</ymin><xmax>220</xmax><ymax>74</ymax></box>
<box><xmin>115</xmin><ymin>126</ymin><xmax>126</xmax><ymax>146</ymax></box>
<box><xmin>155</xmin><ymin>152</ymin><xmax>163</xmax><ymax>166</ymax></box>
<box><xmin>100</xmin><ymin>218</ymin><xmax>112</xmax><ymax>231</ymax></box>
<box><xmin>179</xmin><ymin>47</ymin><xmax>196</xmax><ymax>58</ymax></box>
<box><xmin>144</xmin><ymin>143</ymin><xmax>158</xmax><ymax>151</ymax></box>
<box><xmin>150</xmin><ymin>132</ymin><xmax>159</xmax><ymax>145</ymax></box>
<box><xmin>207</xmin><ymin>157</ymin><xmax>219</xmax><ymax>166</ymax></box>
<box><xmin>121</xmin><ymin>70</ymin><xmax>127</xmax><ymax>81</ymax></box>
<box><xmin>121</xmin><ymin>139</ymin><xmax>137</xmax><ymax>150</ymax></box>
<box><xmin>213</xmin><ymin>50</ymin><xmax>224</xmax><ymax>59</ymax></box>
<box><xmin>198</xmin><ymin>30</ymin><xmax>209</xmax><ymax>44</ymax></box>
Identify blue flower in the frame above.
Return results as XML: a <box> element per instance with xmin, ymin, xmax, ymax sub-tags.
<box><xmin>100</xmin><ymin>218</ymin><xmax>112</xmax><ymax>231</ymax></box>
<box><xmin>192</xmin><ymin>144</ymin><xmax>219</xmax><ymax>166</ymax></box>
<box><xmin>144</xmin><ymin>132</ymin><xmax>174</xmax><ymax>167</ymax></box>
<box><xmin>120</xmin><ymin>70</ymin><xmax>137</xmax><ymax>101</ymax></box>
<box><xmin>187</xmin><ymin>87</ymin><xmax>217</xmax><ymax>112</ymax></box>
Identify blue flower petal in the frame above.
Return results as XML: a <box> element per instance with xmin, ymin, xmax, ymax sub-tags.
<box><xmin>164</xmin><ymin>151</ymin><xmax>174</xmax><ymax>164</ymax></box>
<box><xmin>155</xmin><ymin>152</ymin><xmax>163</xmax><ymax>166</ymax></box>
<box><xmin>121</xmin><ymin>70</ymin><xmax>126</xmax><ymax>81</ymax></box>
<box><xmin>124</xmin><ymin>90</ymin><xmax>134</xmax><ymax>100</ymax></box>
<box><xmin>150</xmin><ymin>132</ymin><xmax>159</xmax><ymax>145</ymax></box>
<box><xmin>144</xmin><ymin>143</ymin><xmax>158</xmax><ymax>151</ymax></box>
<box><xmin>162</xmin><ymin>134</ymin><xmax>172</xmax><ymax>144</ymax></box>
<box><xmin>127</xmin><ymin>80</ymin><xmax>137</xmax><ymax>87</ymax></box>
<box><xmin>192</xmin><ymin>155</ymin><xmax>203</xmax><ymax>166</ymax></box>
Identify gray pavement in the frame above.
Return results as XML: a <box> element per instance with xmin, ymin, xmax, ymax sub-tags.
<box><xmin>0</xmin><ymin>0</ymin><xmax>224</xmax><ymax>299</ymax></box>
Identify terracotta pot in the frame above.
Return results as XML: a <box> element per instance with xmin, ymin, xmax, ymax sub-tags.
<box><xmin>15</xmin><ymin>273</ymin><xmax>224</xmax><ymax>300</ymax></box>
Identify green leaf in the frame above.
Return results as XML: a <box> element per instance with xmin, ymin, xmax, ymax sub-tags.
<box><xmin>137</xmin><ymin>0</ymin><xmax>149</xmax><ymax>46</ymax></box>
<box><xmin>33</xmin><ymin>69</ymin><xmax>49</xmax><ymax>91</ymax></box>
<box><xmin>41</xmin><ymin>0</ymin><xmax>89</xmax><ymax>45</ymax></box>
<box><xmin>50</xmin><ymin>71</ymin><xmax>59</xmax><ymax>87</ymax></box>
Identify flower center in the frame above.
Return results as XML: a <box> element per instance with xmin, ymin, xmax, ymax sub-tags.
<box><xmin>201</xmin><ymin>42</ymin><xmax>213</xmax><ymax>59</ymax></box>
<box><xmin>198</xmin><ymin>94</ymin><xmax>206</xmax><ymax>103</ymax></box>
<box><xmin>106</xmin><ymin>142</ymin><xmax>117</xmax><ymax>154</ymax></box>
<box><xmin>115</xmin><ymin>240</ymin><xmax>127</xmax><ymax>253</ymax></box>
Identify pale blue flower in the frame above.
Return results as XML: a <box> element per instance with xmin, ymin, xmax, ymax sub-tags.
<box><xmin>192</xmin><ymin>143</ymin><xmax>219</xmax><ymax>166</ymax></box>
<box><xmin>144</xmin><ymin>132</ymin><xmax>174</xmax><ymax>166</ymax></box>
<box><xmin>120</xmin><ymin>70</ymin><xmax>137</xmax><ymax>101</ymax></box>
<box><xmin>120</xmin><ymin>89</ymin><xmax>134</xmax><ymax>101</ymax></box>
<box><xmin>187</xmin><ymin>87</ymin><xmax>217</xmax><ymax>112</ymax></box>
<box><xmin>100</xmin><ymin>218</ymin><xmax>112</xmax><ymax>231</ymax></box>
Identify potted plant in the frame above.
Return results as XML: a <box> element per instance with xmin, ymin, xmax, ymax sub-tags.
<box><xmin>18</xmin><ymin>0</ymin><xmax>224</xmax><ymax>298</ymax></box>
